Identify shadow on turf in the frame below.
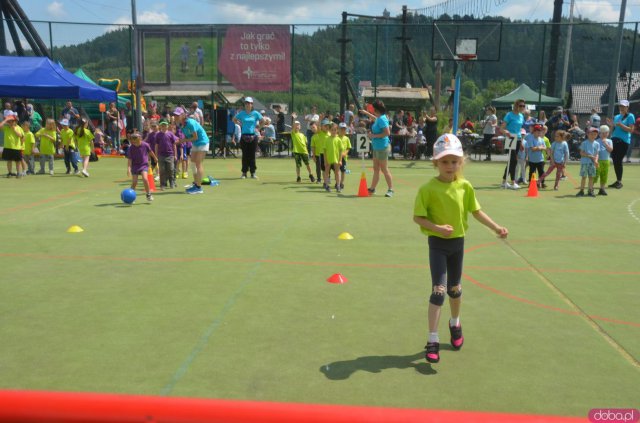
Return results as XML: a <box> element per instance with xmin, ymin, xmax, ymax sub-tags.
<box><xmin>320</xmin><ymin>351</ymin><xmax>441</xmax><ymax>379</ymax></box>
<box><xmin>94</xmin><ymin>202</ymin><xmax>151</xmax><ymax>208</ymax></box>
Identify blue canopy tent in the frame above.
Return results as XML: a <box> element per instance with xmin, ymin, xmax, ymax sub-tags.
<box><xmin>0</xmin><ymin>56</ymin><xmax>117</xmax><ymax>101</ymax></box>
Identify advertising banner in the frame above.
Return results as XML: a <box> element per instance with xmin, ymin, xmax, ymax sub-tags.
<box><xmin>219</xmin><ymin>25</ymin><xmax>290</xmax><ymax>92</ymax></box>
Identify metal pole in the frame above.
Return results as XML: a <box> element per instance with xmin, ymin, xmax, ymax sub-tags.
<box><xmin>452</xmin><ymin>62</ymin><xmax>462</xmax><ymax>132</ymax></box>
<box><xmin>560</xmin><ymin>0</ymin><xmax>575</xmax><ymax>101</ymax></box>
<box><xmin>538</xmin><ymin>24</ymin><xmax>547</xmax><ymax>107</ymax></box>
<box><xmin>290</xmin><ymin>25</ymin><xmax>295</xmax><ymax>114</ymax></box>
<box><xmin>607</xmin><ymin>0</ymin><xmax>627</xmax><ymax>119</ymax></box>
<box><xmin>339</xmin><ymin>12</ymin><xmax>348</xmax><ymax>115</ymax></box>
<box><xmin>626</xmin><ymin>22</ymin><xmax>638</xmax><ymax>100</ymax></box>
<box><xmin>131</xmin><ymin>0</ymin><xmax>142</xmax><ymax>131</ymax></box>
<box><xmin>374</xmin><ymin>25</ymin><xmax>378</xmax><ymax>100</ymax></box>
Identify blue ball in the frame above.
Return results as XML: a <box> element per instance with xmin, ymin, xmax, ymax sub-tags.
<box><xmin>121</xmin><ymin>188</ymin><xmax>137</xmax><ymax>204</ymax></box>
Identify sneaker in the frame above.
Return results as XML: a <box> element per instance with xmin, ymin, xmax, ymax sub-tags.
<box><xmin>609</xmin><ymin>181</ymin><xmax>623</xmax><ymax>189</ymax></box>
<box><xmin>49</xmin><ymin>170</ymin><xmax>55</xmax><ymax>176</ymax></box>
<box><xmin>241</xmin><ymin>174</ymin><xmax>247</xmax><ymax>179</ymax></box>
<box><xmin>146</xmin><ymin>193</ymin><xmax>154</xmax><ymax>201</ymax></box>
<box><xmin>81</xmin><ymin>170</ymin><xmax>89</xmax><ymax>177</ymax></box>
<box><xmin>325</xmin><ymin>185</ymin><xmax>331</xmax><ymax>192</ymax></box>
<box><xmin>340</xmin><ymin>183</ymin><xmax>344</xmax><ymax>190</ymax></box>
<box><xmin>170</xmin><ymin>183</ymin><xmax>176</xmax><ymax>189</ymax></box>
<box><xmin>508</xmin><ymin>183</ymin><xmax>520</xmax><ymax>190</ymax></box>
<box><xmin>516</xmin><ymin>178</ymin><xmax>524</xmax><ymax>184</ymax></box>
<box><xmin>154</xmin><ymin>175</ymin><xmax>160</xmax><ymax>182</ymax></box>
<box><xmin>65</xmin><ymin>169</ymin><xmax>71</xmax><ymax>175</ymax></box>
<box><xmin>385</xmin><ymin>189</ymin><xmax>394</xmax><ymax>198</ymax></box>
<box><xmin>250</xmin><ymin>174</ymin><xmax>258</xmax><ymax>179</ymax></box>
<box><xmin>367</xmin><ymin>187</ymin><xmax>376</xmax><ymax>194</ymax></box>
<box><xmin>598</xmin><ymin>188</ymin><xmax>608</xmax><ymax>196</ymax></box>
<box><xmin>554</xmin><ymin>186</ymin><xmax>559</xmax><ymax>191</ymax></box>
<box><xmin>73</xmin><ymin>170</ymin><xmax>80</xmax><ymax>175</ymax></box>
<box><xmin>186</xmin><ymin>185</ymin><xmax>204</xmax><ymax>194</ymax></box>
<box><xmin>541</xmin><ymin>183</ymin><xmax>548</xmax><ymax>189</ymax></box>
<box><xmin>587</xmin><ymin>190</ymin><xmax>596</xmax><ymax>197</ymax></box>
<box><xmin>501</xmin><ymin>181</ymin><xmax>510</xmax><ymax>189</ymax></box>
<box><xmin>560</xmin><ymin>176</ymin><xmax>567</xmax><ymax>181</ymax></box>
<box><xmin>449</xmin><ymin>324</ymin><xmax>464</xmax><ymax>350</ymax></box>
<box><xmin>296</xmin><ymin>176</ymin><xmax>301</xmax><ymax>183</ymax></box>
<box><xmin>182</xmin><ymin>172</ymin><xmax>188</xmax><ymax>179</ymax></box>
<box><xmin>425</xmin><ymin>342</ymin><xmax>440</xmax><ymax>364</ymax></box>
<box><xmin>309</xmin><ymin>174</ymin><xmax>315</xmax><ymax>182</ymax></box>
<box><xmin>576</xmin><ymin>189</ymin><xmax>585</xmax><ymax>197</ymax></box>
<box><xmin>6</xmin><ymin>172</ymin><xmax>16</xmax><ymax>178</ymax></box>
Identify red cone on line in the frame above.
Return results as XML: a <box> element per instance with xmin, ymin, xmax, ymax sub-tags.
<box><xmin>327</xmin><ymin>273</ymin><xmax>348</xmax><ymax>284</ymax></box>
<box><xmin>147</xmin><ymin>167</ymin><xmax>157</xmax><ymax>193</ymax></box>
<box><xmin>358</xmin><ymin>172</ymin><xmax>369</xmax><ymax>197</ymax></box>
<box><xmin>527</xmin><ymin>173</ymin><xmax>538</xmax><ymax>198</ymax></box>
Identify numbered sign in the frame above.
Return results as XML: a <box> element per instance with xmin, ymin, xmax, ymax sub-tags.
<box><xmin>356</xmin><ymin>134</ymin><xmax>370</xmax><ymax>153</ymax></box>
<box><xmin>505</xmin><ymin>136</ymin><xmax>518</xmax><ymax>151</ymax></box>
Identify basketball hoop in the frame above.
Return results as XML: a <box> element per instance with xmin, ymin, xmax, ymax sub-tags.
<box><xmin>456</xmin><ymin>54</ymin><xmax>476</xmax><ymax>73</ymax></box>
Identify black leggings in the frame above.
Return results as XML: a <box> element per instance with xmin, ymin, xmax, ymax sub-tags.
<box><xmin>611</xmin><ymin>137</ymin><xmax>629</xmax><ymax>182</ymax></box>
<box><xmin>502</xmin><ymin>139</ymin><xmax>521</xmax><ymax>181</ymax></box>
<box><xmin>482</xmin><ymin>133</ymin><xmax>493</xmax><ymax>159</ymax></box>
<box><xmin>528</xmin><ymin>161</ymin><xmax>545</xmax><ymax>182</ymax></box>
<box><xmin>240</xmin><ymin>135</ymin><xmax>258</xmax><ymax>174</ymax></box>
<box><xmin>428</xmin><ymin>236</ymin><xmax>464</xmax><ymax>288</ymax></box>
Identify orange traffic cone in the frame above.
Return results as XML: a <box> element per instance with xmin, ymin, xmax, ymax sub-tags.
<box><xmin>327</xmin><ymin>273</ymin><xmax>348</xmax><ymax>284</ymax></box>
<box><xmin>358</xmin><ymin>171</ymin><xmax>369</xmax><ymax>197</ymax></box>
<box><xmin>147</xmin><ymin>167</ymin><xmax>157</xmax><ymax>193</ymax></box>
<box><xmin>526</xmin><ymin>173</ymin><xmax>538</xmax><ymax>197</ymax></box>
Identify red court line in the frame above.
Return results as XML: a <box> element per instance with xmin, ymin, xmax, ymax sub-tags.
<box><xmin>0</xmin><ymin>190</ymin><xmax>87</xmax><ymax>215</ymax></box>
<box><xmin>465</xmin><ymin>265</ymin><xmax>640</xmax><ymax>276</ymax></box>
<box><xmin>463</xmin><ymin>273</ymin><xmax>640</xmax><ymax>328</ymax></box>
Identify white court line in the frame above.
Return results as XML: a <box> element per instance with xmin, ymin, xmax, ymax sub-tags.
<box><xmin>628</xmin><ymin>198</ymin><xmax>640</xmax><ymax>224</ymax></box>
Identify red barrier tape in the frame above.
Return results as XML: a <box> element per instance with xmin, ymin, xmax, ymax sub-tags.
<box><xmin>0</xmin><ymin>390</ymin><xmax>587</xmax><ymax>423</ymax></box>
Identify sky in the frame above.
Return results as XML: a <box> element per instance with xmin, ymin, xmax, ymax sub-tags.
<box><xmin>9</xmin><ymin>0</ymin><xmax>640</xmax><ymax>50</ymax></box>
<box><xmin>18</xmin><ymin>0</ymin><xmax>640</xmax><ymax>27</ymax></box>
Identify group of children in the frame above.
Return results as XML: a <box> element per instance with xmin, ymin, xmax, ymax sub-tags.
<box><xmin>1</xmin><ymin>114</ymin><xmax>95</xmax><ymax>178</ymax></box>
<box><xmin>123</xmin><ymin>117</ymin><xmax>197</xmax><ymax>201</ymax></box>
<box><xmin>304</xmin><ymin>119</ymin><xmax>352</xmax><ymax>193</ymax></box>
<box><xmin>513</xmin><ymin>124</ymin><xmax>613</xmax><ymax>196</ymax></box>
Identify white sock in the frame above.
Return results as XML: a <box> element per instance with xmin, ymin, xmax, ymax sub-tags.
<box><xmin>428</xmin><ymin>332</ymin><xmax>439</xmax><ymax>343</ymax></box>
<box><xmin>450</xmin><ymin>317</ymin><xmax>460</xmax><ymax>327</ymax></box>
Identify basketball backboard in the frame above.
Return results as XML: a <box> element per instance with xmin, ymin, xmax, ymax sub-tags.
<box><xmin>431</xmin><ymin>20</ymin><xmax>502</xmax><ymax>62</ymax></box>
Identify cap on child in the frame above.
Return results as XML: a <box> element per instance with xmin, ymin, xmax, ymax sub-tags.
<box><xmin>433</xmin><ymin>134</ymin><xmax>464</xmax><ymax>160</ymax></box>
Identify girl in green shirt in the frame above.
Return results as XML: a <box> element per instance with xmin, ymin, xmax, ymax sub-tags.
<box><xmin>413</xmin><ymin>134</ymin><xmax>508</xmax><ymax>364</ymax></box>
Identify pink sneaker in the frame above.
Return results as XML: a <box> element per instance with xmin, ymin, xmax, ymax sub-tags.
<box><xmin>449</xmin><ymin>324</ymin><xmax>464</xmax><ymax>350</ymax></box>
<box><xmin>425</xmin><ymin>342</ymin><xmax>440</xmax><ymax>363</ymax></box>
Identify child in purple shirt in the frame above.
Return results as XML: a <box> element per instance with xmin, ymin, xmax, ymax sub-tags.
<box><xmin>155</xmin><ymin>119</ymin><xmax>178</xmax><ymax>189</ymax></box>
<box><xmin>127</xmin><ymin>133</ymin><xmax>158</xmax><ymax>201</ymax></box>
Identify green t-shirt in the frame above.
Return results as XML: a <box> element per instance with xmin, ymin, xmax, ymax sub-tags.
<box><xmin>340</xmin><ymin>135</ymin><xmax>351</xmax><ymax>161</ymax></box>
<box><xmin>60</xmin><ymin>128</ymin><xmax>75</xmax><ymax>148</ymax></box>
<box><xmin>2</xmin><ymin>125</ymin><xmax>23</xmax><ymax>150</ymax></box>
<box><xmin>413</xmin><ymin>177</ymin><xmax>481</xmax><ymax>238</ymax></box>
<box><xmin>310</xmin><ymin>131</ymin><xmax>327</xmax><ymax>157</ymax></box>
<box><xmin>543</xmin><ymin>136</ymin><xmax>551</xmax><ymax>160</ymax></box>
<box><xmin>324</xmin><ymin>135</ymin><xmax>344</xmax><ymax>165</ymax></box>
<box><xmin>30</xmin><ymin>111</ymin><xmax>43</xmax><ymax>133</ymax></box>
<box><xmin>23</xmin><ymin>131</ymin><xmax>35</xmax><ymax>154</ymax></box>
<box><xmin>291</xmin><ymin>131</ymin><xmax>308</xmax><ymax>154</ymax></box>
<box><xmin>36</xmin><ymin>128</ymin><xmax>57</xmax><ymax>155</ymax></box>
<box><xmin>74</xmin><ymin>128</ymin><xmax>95</xmax><ymax>156</ymax></box>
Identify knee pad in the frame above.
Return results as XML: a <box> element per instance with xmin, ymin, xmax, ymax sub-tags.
<box><xmin>429</xmin><ymin>285</ymin><xmax>446</xmax><ymax>306</ymax></box>
<box><xmin>447</xmin><ymin>285</ymin><xmax>462</xmax><ymax>298</ymax></box>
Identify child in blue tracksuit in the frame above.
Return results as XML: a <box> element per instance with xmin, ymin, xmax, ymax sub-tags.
<box><xmin>524</xmin><ymin>124</ymin><xmax>547</xmax><ymax>187</ymax></box>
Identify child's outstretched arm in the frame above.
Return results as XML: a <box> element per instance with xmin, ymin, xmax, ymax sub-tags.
<box><xmin>413</xmin><ymin>215</ymin><xmax>454</xmax><ymax>238</ymax></box>
<box><xmin>472</xmin><ymin>210</ymin><xmax>508</xmax><ymax>238</ymax></box>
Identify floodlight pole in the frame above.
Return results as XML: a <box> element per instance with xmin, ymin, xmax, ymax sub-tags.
<box><xmin>452</xmin><ymin>62</ymin><xmax>462</xmax><ymax>133</ymax></box>
<box><xmin>607</xmin><ymin>0</ymin><xmax>627</xmax><ymax>119</ymax></box>
<box><xmin>131</xmin><ymin>0</ymin><xmax>142</xmax><ymax>131</ymax></box>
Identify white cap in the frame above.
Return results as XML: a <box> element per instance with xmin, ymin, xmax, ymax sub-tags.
<box><xmin>59</xmin><ymin>118</ymin><xmax>70</xmax><ymax>126</ymax></box>
<box><xmin>244</xmin><ymin>96</ymin><xmax>254</xmax><ymax>103</ymax></box>
<box><xmin>619</xmin><ymin>99</ymin><xmax>630</xmax><ymax>107</ymax></box>
<box><xmin>338</xmin><ymin>122</ymin><xmax>347</xmax><ymax>128</ymax></box>
<box><xmin>433</xmin><ymin>134</ymin><xmax>464</xmax><ymax>160</ymax></box>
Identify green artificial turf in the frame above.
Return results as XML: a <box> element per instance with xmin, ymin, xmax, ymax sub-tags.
<box><xmin>0</xmin><ymin>155</ymin><xmax>638</xmax><ymax>416</ymax></box>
